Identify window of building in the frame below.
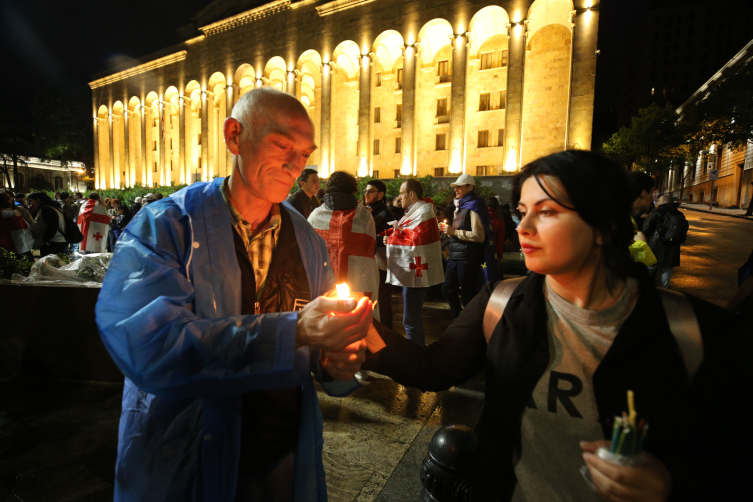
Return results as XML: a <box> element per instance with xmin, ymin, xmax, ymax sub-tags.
<box><xmin>478</xmin><ymin>130</ymin><xmax>490</xmax><ymax>148</ymax></box>
<box><xmin>480</xmin><ymin>50</ymin><xmax>508</xmax><ymax>70</ymax></box>
<box><xmin>437</xmin><ymin>98</ymin><xmax>448</xmax><ymax>122</ymax></box>
<box><xmin>374</xmin><ymin>107</ymin><xmax>381</xmax><ymax>123</ymax></box>
<box><xmin>434</xmin><ymin>168</ymin><xmax>444</xmax><ymax>177</ymax></box>
<box><xmin>197</xmin><ymin>107</ymin><xmax>201</xmax><ymax>119</ymax></box>
<box><xmin>54</xmin><ymin>176</ymin><xmax>63</xmax><ymax>190</ymax></box>
<box><xmin>197</xmin><ymin>133</ymin><xmax>202</xmax><ymax>145</ymax></box>
<box><xmin>479</xmin><ymin>92</ymin><xmax>491</xmax><ymax>111</ymax></box>
<box><xmin>711</xmin><ymin>187</ymin><xmax>718</xmax><ymax>203</ymax></box>
<box><xmin>153</xmin><ymin>118</ymin><xmax>158</xmax><ymax>127</ymax></box>
<box><xmin>394</xmin><ymin>169</ymin><xmax>401</xmax><ymax>178</ymax></box>
<box><xmin>396</xmin><ymin>104</ymin><xmax>402</xmax><ymax>127</ymax></box>
<box><xmin>497</xmin><ymin>129</ymin><xmax>505</xmax><ymax>147</ymax></box>
<box><xmin>170</xmin><ymin>138</ymin><xmax>173</xmax><ymax>149</ymax></box>
<box><xmin>372</xmin><ymin>170</ymin><xmax>379</xmax><ymax>179</ymax></box>
<box><xmin>436</xmin><ymin>133</ymin><xmax>447</xmax><ymax>151</ymax></box>
<box><xmin>494</xmin><ymin>90</ymin><xmax>506</xmax><ymax>110</ymax></box>
<box><xmin>396</xmin><ymin>68</ymin><xmax>403</xmax><ymax>89</ymax></box>
<box><xmin>373</xmin><ymin>139</ymin><xmax>380</xmax><ymax>155</ymax></box>
<box><xmin>476</xmin><ymin>166</ymin><xmax>490</xmax><ymax>176</ymax></box>
<box><xmin>437</xmin><ymin>60</ymin><xmax>450</xmax><ymax>83</ymax></box>
<box><xmin>375</xmin><ymin>72</ymin><xmax>382</xmax><ymax>87</ymax></box>
<box><xmin>395</xmin><ymin>137</ymin><xmax>402</xmax><ymax>153</ymax></box>
<box><xmin>170</xmin><ymin>161</ymin><xmax>173</xmax><ymax>171</ymax></box>
<box><xmin>153</xmin><ymin>140</ymin><xmax>158</xmax><ymax>151</ymax></box>
<box><xmin>153</xmin><ymin>162</ymin><xmax>158</xmax><ymax>172</ymax></box>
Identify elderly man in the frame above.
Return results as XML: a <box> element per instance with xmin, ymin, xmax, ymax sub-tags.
<box><xmin>96</xmin><ymin>88</ymin><xmax>372</xmax><ymax>502</ymax></box>
<box><xmin>286</xmin><ymin>168</ymin><xmax>320</xmax><ymax>218</ymax></box>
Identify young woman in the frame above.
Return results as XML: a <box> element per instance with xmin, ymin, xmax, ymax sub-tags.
<box><xmin>364</xmin><ymin>151</ymin><xmax>749</xmax><ymax>502</ymax></box>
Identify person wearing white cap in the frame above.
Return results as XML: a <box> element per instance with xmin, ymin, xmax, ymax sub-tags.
<box><xmin>142</xmin><ymin>193</ymin><xmax>155</xmax><ymax>206</ymax></box>
<box><xmin>129</xmin><ymin>196</ymin><xmax>143</xmax><ymax>217</ymax></box>
<box><xmin>442</xmin><ymin>173</ymin><xmax>502</xmax><ymax>318</ymax></box>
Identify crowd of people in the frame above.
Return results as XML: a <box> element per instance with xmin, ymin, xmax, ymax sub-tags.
<box><xmin>4</xmin><ymin>87</ymin><xmax>744</xmax><ymax>502</ymax></box>
<box><xmin>0</xmin><ymin>189</ymin><xmax>165</xmax><ymax>258</ymax></box>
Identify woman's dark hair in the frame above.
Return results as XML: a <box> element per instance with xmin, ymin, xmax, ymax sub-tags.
<box><xmin>513</xmin><ymin>150</ymin><xmax>634</xmax><ymax>287</ymax></box>
<box><xmin>326</xmin><ymin>171</ymin><xmax>358</xmax><ymax>194</ymax></box>
<box><xmin>27</xmin><ymin>192</ymin><xmax>58</xmax><ymax>209</ymax></box>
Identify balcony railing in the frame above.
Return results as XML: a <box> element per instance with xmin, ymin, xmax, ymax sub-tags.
<box><xmin>436</xmin><ymin>115</ymin><xmax>450</xmax><ymax>124</ymax></box>
<box><xmin>438</xmin><ymin>75</ymin><xmax>452</xmax><ymax>84</ymax></box>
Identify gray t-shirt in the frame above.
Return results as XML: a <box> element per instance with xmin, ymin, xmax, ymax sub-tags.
<box><xmin>512</xmin><ymin>278</ymin><xmax>639</xmax><ymax>502</ymax></box>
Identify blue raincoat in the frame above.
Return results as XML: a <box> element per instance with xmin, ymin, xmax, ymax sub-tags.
<box><xmin>96</xmin><ymin>178</ymin><xmax>358</xmax><ymax>501</ymax></box>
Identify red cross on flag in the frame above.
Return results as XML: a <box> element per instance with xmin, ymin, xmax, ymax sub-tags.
<box><xmin>77</xmin><ymin>199</ymin><xmax>111</xmax><ymax>252</ymax></box>
<box><xmin>385</xmin><ymin>199</ymin><xmax>444</xmax><ymax>288</ymax></box>
<box><xmin>0</xmin><ymin>209</ymin><xmax>33</xmax><ymax>255</ymax></box>
<box><xmin>308</xmin><ymin>202</ymin><xmax>380</xmax><ymax>320</ymax></box>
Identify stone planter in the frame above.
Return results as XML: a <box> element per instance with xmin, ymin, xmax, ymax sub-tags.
<box><xmin>0</xmin><ymin>283</ymin><xmax>122</xmax><ymax>382</ymax></box>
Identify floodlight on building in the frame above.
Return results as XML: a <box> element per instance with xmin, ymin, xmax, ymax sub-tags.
<box><xmin>449</xmin><ymin>147</ymin><xmax>462</xmax><ymax>174</ymax></box>
<box><xmin>504</xmin><ymin>147</ymin><xmax>518</xmax><ymax>172</ymax></box>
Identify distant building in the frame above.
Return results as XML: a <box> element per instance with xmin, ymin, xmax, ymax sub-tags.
<box><xmin>88</xmin><ymin>0</ymin><xmax>601</xmax><ymax>190</ymax></box>
<box><xmin>618</xmin><ymin>0</ymin><xmax>753</xmax><ymax>128</ymax></box>
<box><xmin>662</xmin><ymin>38</ymin><xmax>753</xmax><ymax>208</ymax></box>
<box><xmin>0</xmin><ymin>156</ymin><xmax>87</xmax><ymax>193</ymax></box>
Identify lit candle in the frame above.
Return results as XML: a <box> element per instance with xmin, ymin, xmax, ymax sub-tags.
<box><xmin>336</xmin><ymin>283</ymin><xmax>350</xmax><ymax>299</ymax></box>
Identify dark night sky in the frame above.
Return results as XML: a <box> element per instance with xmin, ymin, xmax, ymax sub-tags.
<box><xmin>0</xmin><ymin>0</ymin><xmax>652</xmax><ymax>145</ymax></box>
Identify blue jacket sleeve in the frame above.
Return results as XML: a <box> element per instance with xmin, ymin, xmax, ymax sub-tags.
<box><xmin>95</xmin><ymin>207</ymin><xmax>309</xmax><ymax>400</ymax></box>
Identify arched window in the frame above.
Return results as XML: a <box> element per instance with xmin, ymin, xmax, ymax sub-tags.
<box><xmin>54</xmin><ymin>176</ymin><xmax>64</xmax><ymax>190</ymax></box>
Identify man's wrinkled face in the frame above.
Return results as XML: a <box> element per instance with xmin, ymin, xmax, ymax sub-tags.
<box><xmin>300</xmin><ymin>172</ymin><xmax>320</xmax><ymax>197</ymax></box>
<box><xmin>236</xmin><ymin>112</ymin><xmax>317</xmax><ymax>203</ymax></box>
<box><xmin>364</xmin><ymin>185</ymin><xmax>383</xmax><ymax>205</ymax></box>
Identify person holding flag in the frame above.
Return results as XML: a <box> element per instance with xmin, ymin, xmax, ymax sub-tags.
<box><xmin>308</xmin><ymin>171</ymin><xmax>380</xmax><ymax>320</ymax></box>
<box><xmin>383</xmin><ymin>178</ymin><xmax>444</xmax><ymax>344</ymax></box>
<box><xmin>77</xmin><ymin>192</ymin><xmax>111</xmax><ymax>253</ymax></box>
<box><xmin>442</xmin><ymin>174</ymin><xmax>502</xmax><ymax>318</ymax></box>
<box><xmin>0</xmin><ymin>190</ymin><xmax>34</xmax><ymax>257</ymax></box>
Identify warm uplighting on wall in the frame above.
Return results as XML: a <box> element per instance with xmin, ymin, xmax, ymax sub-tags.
<box><xmin>358</xmin><ymin>156</ymin><xmax>368</xmax><ymax>177</ymax></box>
<box><xmin>401</xmin><ymin>151</ymin><xmax>412</xmax><ymax>176</ymax></box>
<box><xmin>504</xmin><ymin>147</ymin><xmax>518</xmax><ymax>172</ymax></box>
<box><xmin>449</xmin><ymin>147</ymin><xmax>462</xmax><ymax>174</ymax></box>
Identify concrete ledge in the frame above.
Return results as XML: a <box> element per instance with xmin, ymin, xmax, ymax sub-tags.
<box><xmin>0</xmin><ymin>284</ymin><xmax>122</xmax><ymax>382</ymax></box>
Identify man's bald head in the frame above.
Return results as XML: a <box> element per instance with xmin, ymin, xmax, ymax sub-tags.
<box><xmin>231</xmin><ymin>87</ymin><xmax>312</xmax><ymax>144</ymax></box>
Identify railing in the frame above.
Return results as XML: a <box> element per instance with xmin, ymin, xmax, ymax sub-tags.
<box><xmin>438</xmin><ymin>75</ymin><xmax>452</xmax><ymax>84</ymax></box>
<box><xmin>436</xmin><ymin>115</ymin><xmax>450</xmax><ymax>124</ymax></box>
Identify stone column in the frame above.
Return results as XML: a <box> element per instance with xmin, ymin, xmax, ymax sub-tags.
<box><xmin>201</xmin><ymin>90</ymin><xmax>209</xmax><ymax>181</ymax></box>
<box><xmin>108</xmin><ymin>111</ymin><xmax>115</xmax><ymax>189</ymax></box>
<box><xmin>140</xmin><ymin>106</ymin><xmax>147</xmax><ymax>186</ymax></box>
<box><xmin>93</xmin><ymin>117</ymin><xmax>100</xmax><ymax>189</ymax></box>
<box><xmin>159</xmin><ymin>101</ymin><xmax>166</xmax><ymax>186</ymax></box>
<box><xmin>401</xmin><ymin>43</ymin><xmax>418</xmax><ymax>176</ymax></box>
<box><xmin>226</xmin><ymin>85</ymin><xmax>233</xmax><ymax>177</ymax></box>
<box><xmin>449</xmin><ymin>33</ymin><xmax>469</xmax><ymax>174</ymax></box>
<box><xmin>294</xmin><ymin>70</ymin><xmax>303</xmax><ymax>101</ymax></box>
<box><xmin>179</xmin><ymin>96</ymin><xmax>186</xmax><ymax>184</ymax></box>
<box><xmin>286</xmin><ymin>70</ymin><xmax>296</xmax><ymax>96</ymax></box>
<box><xmin>124</xmin><ymin>110</ymin><xmax>130</xmax><ymax>187</ymax></box>
<box><xmin>566</xmin><ymin>7</ymin><xmax>599</xmax><ymax>151</ymax></box>
<box><xmin>320</xmin><ymin>61</ymin><xmax>333</xmax><ymax>177</ymax></box>
<box><xmin>504</xmin><ymin>22</ymin><xmax>527</xmax><ymax>172</ymax></box>
<box><xmin>357</xmin><ymin>53</ymin><xmax>372</xmax><ymax>177</ymax></box>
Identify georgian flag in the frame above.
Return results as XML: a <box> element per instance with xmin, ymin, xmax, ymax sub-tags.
<box><xmin>77</xmin><ymin>200</ymin><xmax>111</xmax><ymax>253</ymax></box>
<box><xmin>308</xmin><ymin>203</ymin><xmax>380</xmax><ymax>320</ymax></box>
<box><xmin>0</xmin><ymin>209</ymin><xmax>33</xmax><ymax>255</ymax></box>
<box><xmin>385</xmin><ymin>199</ymin><xmax>444</xmax><ymax>288</ymax></box>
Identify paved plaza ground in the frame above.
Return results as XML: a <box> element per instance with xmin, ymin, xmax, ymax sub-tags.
<box><xmin>1</xmin><ymin>208</ymin><xmax>750</xmax><ymax>501</ymax></box>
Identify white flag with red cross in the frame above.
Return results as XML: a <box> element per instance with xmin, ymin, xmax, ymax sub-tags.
<box><xmin>77</xmin><ymin>200</ymin><xmax>111</xmax><ymax>252</ymax></box>
<box><xmin>0</xmin><ymin>209</ymin><xmax>33</xmax><ymax>255</ymax></box>
<box><xmin>385</xmin><ymin>199</ymin><xmax>444</xmax><ymax>288</ymax></box>
<box><xmin>308</xmin><ymin>203</ymin><xmax>380</xmax><ymax>320</ymax></box>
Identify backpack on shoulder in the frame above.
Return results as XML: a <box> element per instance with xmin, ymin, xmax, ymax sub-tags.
<box><xmin>51</xmin><ymin>206</ymin><xmax>84</xmax><ymax>244</ymax></box>
<box><xmin>660</xmin><ymin>211</ymin><xmax>689</xmax><ymax>245</ymax></box>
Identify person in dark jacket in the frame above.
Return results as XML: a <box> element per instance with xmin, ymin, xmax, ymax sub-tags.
<box><xmin>285</xmin><ymin>168</ymin><xmax>320</xmax><ymax>218</ymax></box>
<box><xmin>129</xmin><ymin>196</ymin><xmax>142</xmax><ymax>217</ymax></box>
<box><xmin>442</xmin><ymin>174</ymin><xmax>501</xmax><ymax>318</ymax></box>
<box><xmin>364</xmin><ymin>150</ymin><xmax>750</xmax><ymax>502</ymax></box>
<box><xmin>643</xmin><ymin>195</ymin><xmax>688</xmax><ymax>288</ymax></box>
<box><xmin>27</xmin><ymin>191</ymin><xmax>68</xmax><ymax>256</ymax></box>
<box><xmin>364</xmin><ymin>179</ymin><xmax>396</xmax><ymax>328</ymax></box>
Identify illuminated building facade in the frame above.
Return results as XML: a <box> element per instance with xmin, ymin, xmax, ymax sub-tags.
<box><xmin>89</xmin><ymin>0</ymin><xmax>600</xmax><ymax>189</ymax></box>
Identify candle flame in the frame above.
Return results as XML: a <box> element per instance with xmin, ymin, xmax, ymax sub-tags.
<box><xmin>336</xmin><ymin>283</ymin><xmax>350</xmax><ymax>299</ymax></box>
